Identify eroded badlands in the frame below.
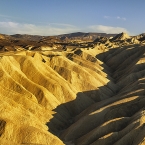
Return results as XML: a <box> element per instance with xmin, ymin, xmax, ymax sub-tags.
<box><xmin>0</xmin><ymin>32</ymin><xmax>145</xmax><ymax>145</ymax></box>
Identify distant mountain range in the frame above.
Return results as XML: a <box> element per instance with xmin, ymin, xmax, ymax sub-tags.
<box><xmin>0</xmin><ymin>32</ymin><xmax>145</xmax><ymax>51</ymax></box>
<box><xmin>0</xmin><ymin>32</ymin><xmax>118</xmax><ymax>41</ymax></box>
<box><xmin>57</xmin><ymin>32</ymin><xmax>117</xmax><ymax>41</ymax></box>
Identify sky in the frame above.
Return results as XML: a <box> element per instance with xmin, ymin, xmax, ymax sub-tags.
<box><xmin>0</xmin><ymin>0</ymin><xmax>144</xmax><ymax>36</ymax></box>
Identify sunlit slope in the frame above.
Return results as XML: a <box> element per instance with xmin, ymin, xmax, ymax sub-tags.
<box><xmin>0</xmin><ymin>47</ymin><xmax>114</xmax><ymax>144</ymax></box>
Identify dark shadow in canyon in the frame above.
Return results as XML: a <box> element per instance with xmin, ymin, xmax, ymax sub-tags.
<box><xmin>47</xmin><ymin>86</ymin><xmax>144</xmax><ymax>144</ymax></box>
<box><xmin>46</xmin><ymin>82</ymin><xmax>116</xmax><ymax>134</ymax></box>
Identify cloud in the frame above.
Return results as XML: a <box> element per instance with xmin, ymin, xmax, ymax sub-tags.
<box><xmin>104</xmin><ymin>16</ymin><xmax>126</xmax><ymax>21</ymax></box>
<box><xmin>0</xmin><ymin>21</ymin><xmax>79</xmax><ymax>35</ymax></box>
<box><xmin>104</xmin><ymin>16</ymin><xmax>111</xmax><ymax>19</ymax></box>
<box><xmin>89</xmin><ymin>25</ymin><xmax>129</xmax><ymax>34</ymax></box>
<box><xmin>117</xmin><ymin>16</ymin><xmax>126</xmax><ymax>21</ymax></box>
<box><xmin>0</xmin><ymin>21</ymin><xmax>131</xmax><ymax>36</ymax></box>
<box><xmin>49</xmin><ymin>23</ymin><xmax>75</xmax><ymax>27</ymax></box>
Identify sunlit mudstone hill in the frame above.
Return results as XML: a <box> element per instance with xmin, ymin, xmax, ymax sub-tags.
<box><xmin>0</xmin><ymin>32</ymin><xmax>145</xmax><ymax>145</ymax></box>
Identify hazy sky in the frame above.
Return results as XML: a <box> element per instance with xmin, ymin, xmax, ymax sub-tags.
<box><xmin>0</xmin><ymin>0</ymin><xmax>144</xmax><ymax>36</ymax></box>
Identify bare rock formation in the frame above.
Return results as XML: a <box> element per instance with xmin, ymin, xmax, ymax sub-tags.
<box><xmin>111</xmin><ymin>32</ymin><xmax>130</xmax><ymax>41</ymax></box>
<box><xmin>0</xmin><ymin>32</ymin><xmax>145</xmax><ymax>144</ymax></box>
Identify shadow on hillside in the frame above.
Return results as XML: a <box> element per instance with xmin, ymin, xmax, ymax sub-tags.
<box><xmin>46</xmin><ymin>86</ymin><xmax>144</xmax><ymax>143</ymax></box>
<box><xmin>96</xmin><ymin>44</ymin><xmax>145</xmax><ymax>70</ymax></box>
<box><xmin>46</xmin><ymin>82</ymin><xmax>115</xmax><ymax>135</ymax></box>
<box><xmin>95</xmin><ymin>44</ymin><xmax>145</xmax><ymax>85</ymax></box>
